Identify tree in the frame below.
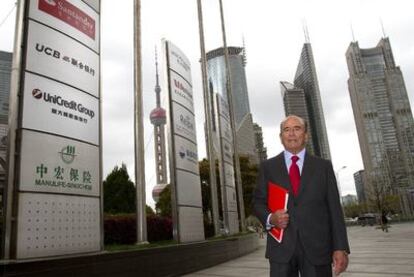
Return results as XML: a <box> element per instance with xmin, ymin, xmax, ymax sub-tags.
<box><xmin>238</xmin><ymin>155</ymin><xmax>258</xmax><ymax>218</ymax></box>
<box><xmin>155</xmin><ymin>185</ymin><xmax>171</xmax><ymax>217</ymax></box>
<box><xmin>103</xmin><ymin>164</ymin><xmax>135</xmax><ymax>214</ymax></box>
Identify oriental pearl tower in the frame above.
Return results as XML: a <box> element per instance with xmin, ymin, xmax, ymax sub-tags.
<box><xmin>150</xmin><ymin>52</ymin><xmax>167</xmax><ymax>203</ymax></box>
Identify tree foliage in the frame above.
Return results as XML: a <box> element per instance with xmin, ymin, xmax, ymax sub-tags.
<box><xmin>103</xmin><ymin>164</ymin><xmax>136</xmax><ymax>214</ymax></box>
<box><xmin>155</xmin><ymin>185</ymin><xmax>171</xmax><ymax>217</ymax></box>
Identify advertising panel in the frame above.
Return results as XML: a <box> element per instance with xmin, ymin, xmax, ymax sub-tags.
<box><xmin>217</xmin><ymin>94</ymin><xmax>230</xmax><ymax>122</ymax></box>
<box><xmin>224</xmin><ymin>163</ymin><xmax>236</xmax><ymax>189</ymax></box>
<box><xmin>175</xmin><ymin>171</ymin><xmax>202</xmax><ymax>207</ymax></box>
<box><xmin>169</xmin><ymin>71</ymin><xmax>194</xmax><ymax>112</ymax></box>
<box><xmin>16</xmin><ymin>192</ymin><xmax>100</xmax><ymax>259</ymax></box>
<box><xmin>167</xmin><ymin>41</ymin><xmax>192</xmax><ymax>83</ymax></box>
<box><xmin>172</xmin><ymin>102</ymin><xmax>197</xmax><ymax>143</ymax></box>
<box><xmin>22</xmin><ymin>72</ymin><xmax>99</xmax><ymax>145</ymax></box>
<box><xmin>178</xmin><ymin>207</ymin><xmax>205</xmax><ymax>242</ymax></box>
<box><xmin>174</xmin><ymin>136</ymin><xmax>199</xmax><ymax>174</ymax></box>
<box><xmin>165</xmin><ymin>40</ymin><xmax>204</xmax><ymax>242</ymax></box>
<box><xmin>226</xmin><ymin>187</ymin><xmax>238</xmax><ymax>212</ymax></box>
<box><xmin>19</xmin><ymin>130</ymin><xmax>99</xmax><ymax>196</ymax></box>
<box><xmin>29</xmin><ymin>0</ymin><xmax>100</xmax><ymax>52</ymax></box>
<box><xmin>26</xmin><ymin>20</ymin><xmax>99</xmax><ymax>96</ymax></box>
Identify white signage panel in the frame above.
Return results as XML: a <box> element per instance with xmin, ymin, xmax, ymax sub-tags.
<box><xmin>172</xmin><ymin>103</ymin><xmax>197</xmax><ymax>143</ymax></box>
<box><xmin>226</xmin><ymin>187</ymin><xmax>238</xmax><ymax>212</ymax></box>
<box><xmin>167</xmin><ymin>41</ymin><xmax>192</xmax><ymax>83</ymax></box>
<box><xmin>224</xmin><ymin>163</ymin><xmax>236</xmax><ymax>189</ymax></box>
<box><xmin>176</xmin><ymin>171</ymin><xmax>202</xmax><ymax>207</ymax></box>
<box><xmin>16</xmin><ymin>192</ymin><xmax>100</xmax><ymax>259</ymax></box>
<box><xmin>174</xmin><ymin>136</ymin><xmax>199</xmax><ymax>174</ymax></box>
<box><xmin>217</xmin><ymin>94</ymin><xmax>230</xmax><ymax>122</ymax></box>
<box><xmin>22</xmin><ymin>72</ymin><xmax>99</xmax><ymax>145</ymax></box>
<box><xmin>26</xmin><ymin>21</ymin><xmax>99</xmax><ymax>97</ymax></box>
<box><xmin>178</xmin><ymin>207</ymin><xmax>205</xmax><ymax>242</ymax></box>
<box><xmin>29</xmin><ymin>0</ymin><xmax>100</xmax><ymax>52</ymax></box>
<box><xmin>222</xmin><ymin>139</ymin><xmax>233</xmax><ymax>165</ymax></box>
<box><xmin>83</xmin><ymin>0</ymin><xmax>100</xmax><ymax>12</ymax></box>
<box><xmin>219</xmin><ymin>116</ymin><xmax>232</xmax><ymax>143</ymax></box>
<box><xmin>169</xmin><ymin>71</ymin><xmax>194</xmax><ymax>112</ymax></box>
<box><xmin>19</xmin><ymin>130</ymin><xmax>99</xmax><ymax>196</ymax></box>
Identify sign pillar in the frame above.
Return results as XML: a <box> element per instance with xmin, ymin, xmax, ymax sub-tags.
<box><xmin>5</xmin><ymin>0</ymin><xmax>102</xmax><ymax>259</ymax></box>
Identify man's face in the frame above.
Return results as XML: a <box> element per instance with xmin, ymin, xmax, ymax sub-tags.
<box><xmin>280</xmin><ymin>117</ymin><xmax>308</xmax><ymax>154</ymax></box>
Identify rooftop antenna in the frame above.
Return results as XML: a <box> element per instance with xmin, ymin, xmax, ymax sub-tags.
<box><xmin>350</xmin><ymin>23</ymin><xmax>356</xmax><ymax>42</ymax></box>
<box><xmin>380</xmin><ymin>18</ymin><xmax>387</xmax><ymax>38</ymax></box>
<box><xmin>242</xmin><ymin>35</ymin><xmax>247</xmax><ymax>67</ymax></box>
<box><xmin>302</xmin><ymin>19</ymin><xmax>310</xmax><ymax>43</ymax></box>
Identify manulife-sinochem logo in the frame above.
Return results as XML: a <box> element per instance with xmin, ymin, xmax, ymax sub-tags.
<box><xmin>59</xmin><ymin>145</ymin><xmax>76</xmax><ymax>164</ymax></box>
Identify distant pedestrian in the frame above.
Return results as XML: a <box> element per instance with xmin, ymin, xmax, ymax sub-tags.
<box><xmin>381</xmin><ymin>211</ymin><xmax>389</xmax><ymax>232</ymax></box>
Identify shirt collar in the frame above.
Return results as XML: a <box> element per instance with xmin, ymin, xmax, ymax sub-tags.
<box><xmin>284</xmin><ymin>148</ymin><xmax>306</xmax><ymax>162</ymax></box>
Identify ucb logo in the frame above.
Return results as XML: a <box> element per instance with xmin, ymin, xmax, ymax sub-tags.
<box><xmin>32</xmin><ymin>89</ymin><xmax>43</xmax><ymax>99</ymax></box>
<box><xmin>35</xmin><ymin>43</ymin><xmax>60</xmax><ymax>59</ymax></box>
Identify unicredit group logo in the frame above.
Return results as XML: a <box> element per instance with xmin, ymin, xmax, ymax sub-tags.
<box><xmin>32</xmin><ymin>88</ymin><xmax>43</xmax><ymax>99</ymax></box>
<box><xmin>31</xmin><ymin>88</ymin><xmax>95</xmax><ymax>119</ymax></box>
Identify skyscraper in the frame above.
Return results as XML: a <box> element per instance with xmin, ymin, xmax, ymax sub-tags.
<box><xmin>354</xmin><ymin>170</ymin><xmax>367</xmax><ymax>203</ymax></box>
<box><xmin>206</xmin><ymin>46</ymin><xmax>258</xmax><ymax>164</ymax></box>
<box><xmin>293</xmin><ymin>43</ymin><xmax>331</xmax><ymax>160</ymax></box>
<box><xmin>346</xmin><ymin>37</ymin><xmax>414</xmax><ymax>216</ymax></box>
<box><xmin>149</xmin><ymin>53</ymin><xmax>167</xmax><ymax>203</ymax></box>
<box><xmin>0</xmin><ymin>51</ymin><xmax>12</xmax><ymax>198</ymax></box>
<box><xmin>253</xmin><ymin>123</ymin><xmax>267</xmax><ymax>162</ymax></box>
<box><xmin>280</xmin><ymin>81</ymin><xmax>315</xmax><ymax>155</ymax></box>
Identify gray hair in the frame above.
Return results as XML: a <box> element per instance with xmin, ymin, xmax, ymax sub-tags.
<box><xmin>279</xmin><ymin>115</ymin><xmax>308</xmax><ymax>134</ymax></box>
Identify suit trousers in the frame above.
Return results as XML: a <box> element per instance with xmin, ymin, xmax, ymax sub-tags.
<box><xmin>269</xmin><ymin>236</ymin><xmax>332</xmax><ymax>277</ymax></box>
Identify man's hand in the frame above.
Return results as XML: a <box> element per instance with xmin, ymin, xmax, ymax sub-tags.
<box><xmin>269</xmin><ymin>209</ymin><xmax>289</xmax><ymax>229</ymax></box>
<box><xmin>332</xmin><ymin>250</ymin><xmax>349</xmax><ymax>276</ymax></box>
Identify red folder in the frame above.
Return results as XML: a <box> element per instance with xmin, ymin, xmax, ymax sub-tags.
<box><xmin>268</xmin><ymin>181</ymin><xmax>289</xmax><ymax>243</ymax></box>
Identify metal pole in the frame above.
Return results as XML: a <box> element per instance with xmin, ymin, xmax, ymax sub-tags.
<box><xmin>196</xmin><ymin>0</ymin><xmax>220</xmax><ymax>236</ymax></box>
<box><xmin>218</xmin><ymin>0</ymin><xmax>246</xmax><ymax>231</ymax></box>
<box><xmin>133</xmin><ymin>0</ymin><xmax>147</xmax><ymax>244</ymax></box>
<box><xmin>2</xmin><ymin>0</ymin><xmax>25</xmax><ymax>259</ymax></box>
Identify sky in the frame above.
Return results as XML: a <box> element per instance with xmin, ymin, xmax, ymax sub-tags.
<box><xmin>1</xmin><ymin>0</ymin><xmax>414</xmax><ymax>208</ymax></box>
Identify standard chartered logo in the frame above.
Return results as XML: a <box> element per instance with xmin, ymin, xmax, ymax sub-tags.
<box><xmin>32</xmin><ymin>88</ymin><xmax>95</xmax><ymax>119</ymax></box>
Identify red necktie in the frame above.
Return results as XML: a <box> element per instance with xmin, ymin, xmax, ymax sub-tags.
<box><xmin>289</xmin><ymin>156</ymin><xmax>300</xmax><ymax>196</ymax></box>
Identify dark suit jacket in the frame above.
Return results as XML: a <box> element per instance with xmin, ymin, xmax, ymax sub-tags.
<box><xmin>253</xmin><ymin>151</ymin><xmax>350</xmax><ymax>265</ymax></box>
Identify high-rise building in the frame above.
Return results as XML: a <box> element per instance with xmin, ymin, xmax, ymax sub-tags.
<box><xmin>253</xmin><ymin>123</ymin><xmax>267</xmax><ymax>162</ymax></box>
<box><xmin>293</xmin><ymin>43</ymin><xmax>331</xmax><ymax>160</ymax></box>
<box><xmin>0</xmin><ymin>51</ymin><xmax>12</xmax><ymax>199</ymax></box>
<box><xmin>346</xmin><ymin>37</ymin><xmax>414</xmax><ymax>216</ymax></box>
<box><xmin>149</xmin><ymin>54</ymin><xmax>167</xmax><ymax>203</ymax></box>
<box><xmin>206</xmin><ymin>46</ymin><xmax>258</xmax><ymax>164</ymax></box>
<box><xmin>280</xmin><ymin>81</ymin><xmax>315</xmax><ymax>155</ymax></box>
<box><xmin>354</xmin><ymin>170</ymin><xmax>367</xmax><ymax>203</ymax></box>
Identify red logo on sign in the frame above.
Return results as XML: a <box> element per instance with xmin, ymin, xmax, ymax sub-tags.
<box><xmin>38</xmin><ymin>0</ymin><xmax>96</xmax><ymax>40</ymax></box>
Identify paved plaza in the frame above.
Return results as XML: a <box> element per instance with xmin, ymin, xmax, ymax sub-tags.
<box><xmin>184</xmin><ymin>222</ymin><xmax>414</xmax><ymax>277</ymax></box>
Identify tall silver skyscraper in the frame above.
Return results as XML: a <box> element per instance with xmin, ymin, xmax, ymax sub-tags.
<box><xmin>280</xmin><ymin>81</ymin><xmax>315</xmax><ymax>155</ymax></box>
<box><xmin>293</xmin><ymin>43</ymin><xmax>331</xmax><ymax>160</ymax></box>
<box><xmin>346</xmin><ymin>37</ymin><xmax>414</xmax><ymax>216</ymax></box>
<box><xmin>149</xmin><ymin>54</ymin><xmax>167</xmax><ymax>202</ymax></box>
<box><xmin>253</xmin><ymin>123</ymin><xmax>267</xmax><ymax>162</ymax></box>
<box><xmin>0</xmin><ymin>51</ymin><xmax>12</xmax><ymax>194</ymax></box>
<box><xmin>206</xmin><ymin>46</ymin><xmax>258</xmax><ymax>164</ymax></box>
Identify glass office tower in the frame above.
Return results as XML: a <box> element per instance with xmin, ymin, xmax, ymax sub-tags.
<box><xmin>294</xmin><ymin>43</ymin><xmax>331</xmax><ymax>160</ymax></box>
<box><xmin>346</xmin><ymin>37</ymin><xmax>414</xmax><ymax>216</ymax></box>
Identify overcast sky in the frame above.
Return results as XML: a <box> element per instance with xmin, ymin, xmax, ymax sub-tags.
<box><xmin>1</xmin><ymin>0</ymin><xmax>414</xmax><ymax>208</ymax></box>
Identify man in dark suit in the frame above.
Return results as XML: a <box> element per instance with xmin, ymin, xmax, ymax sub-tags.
<box><xmin>254</xmin><ymin>115</ymin><xmax>350</xmax><ymax>276</ymax></box>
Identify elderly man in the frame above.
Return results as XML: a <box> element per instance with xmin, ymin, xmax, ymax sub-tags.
<box><xmin>254</xmin><ymin>115</ymin><xmax>350</xmax><ymax>277</ymax></box>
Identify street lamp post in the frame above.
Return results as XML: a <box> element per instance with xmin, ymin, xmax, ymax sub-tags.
<box><xmin>336</xmin><ymin>166</ymin><xmax>347</xmax><ymax>206</ymax></box>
